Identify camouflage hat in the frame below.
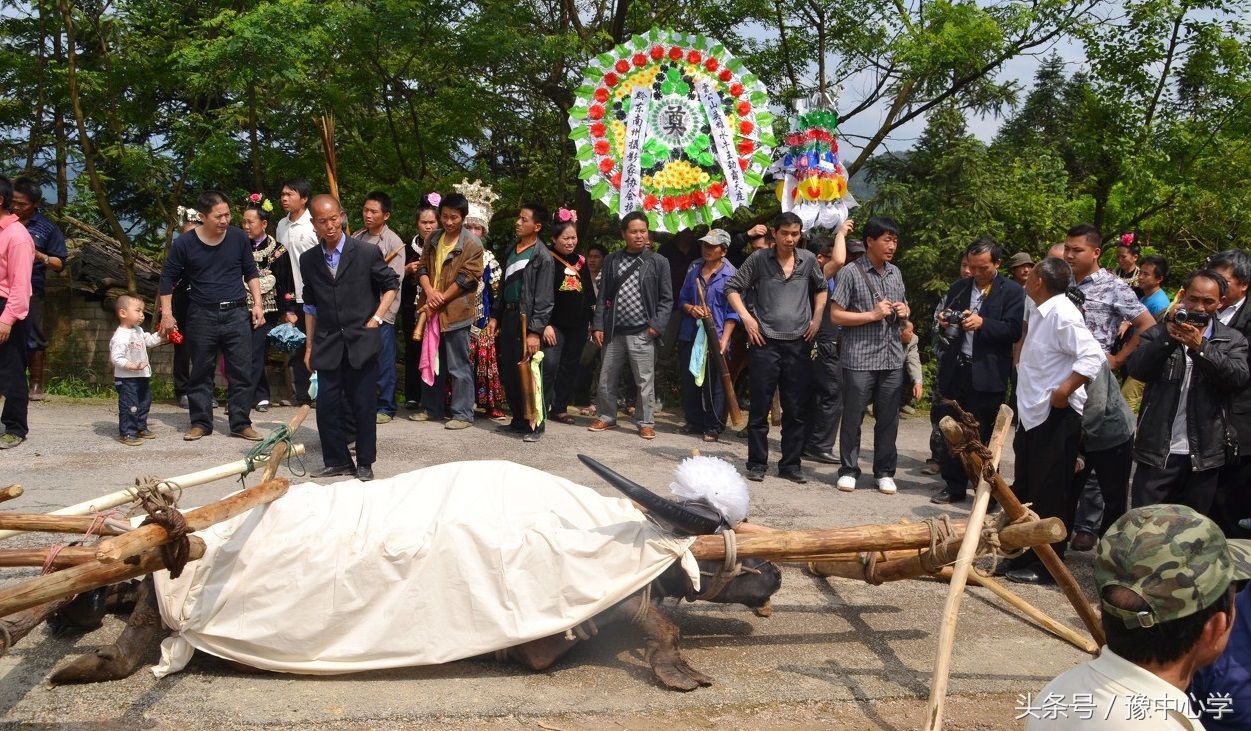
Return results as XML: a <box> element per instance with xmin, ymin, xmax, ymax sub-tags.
<box><xmin>1095</xmin><ymin>504</ymin><xmax>1251</xmax><ymax>629</ymax></box>
<box><xmin>698</xmin><ymin>229</ymin><xmax>731</xmax><ymax>249</ymax></box>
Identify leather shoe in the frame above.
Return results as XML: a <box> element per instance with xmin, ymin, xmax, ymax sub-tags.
<box><xmin>356</xmin><ymin>466</ymin><xmax>374</xmax><ymax>481</ymax></box>
<box><xmin>1006</xmin><ymin>566</ymin><xmax>1056</xmax><ymax>585</ymax></box>
<box><xmin>930</xmin><ymin>488</ymin><xmax>968</xmax><ymax>505</ymax></box>
<box><xmin>638</xmin><ymin>426</ymin><xmax>656</xmax><ymax>439</ymax></box>
<box><xmin>802</xmin><ymin>449</ymin><xmax>841</xmax><ymax>465</ymax></box>
<box><xmin>745</xmin><ymin>466</ymin><xmax>766</xmax><ymax>482</ymax></box>
<box><xmin>230</xmin><ymin>427</ymin><xmax>263</xmax><ymax>441</ymax></box>
<box><xmin>1070</xmin><ymin>529</ymin><xmax>1098</xmax><ymax>552</ymax></box>
<box><xmin>779</xmin><ymin>471</ymin><xmax>808</xmax><ymax>484</ymax></box>
<box><xmin>312</xmin><ymin>464</ymin><xmax>355</xmax><ymax>479</ymax></box>
<box><xmin>183</xmin><ymin>427</ymin><xmax>209</xmax><ymax>441</ymax></box>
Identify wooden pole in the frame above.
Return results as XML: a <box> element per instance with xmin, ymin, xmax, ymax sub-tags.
<box><xmin>692</xmin><ymin>520</ymin><xmax>978</xmax><ymax>562</ymax></box>
<box><xmin>94</xmin><ymin>477</ymin><xmax>289</xmax><ymax>564</ymax></box>
<box><xmin>0</xmin><ymin>546</ymin><xmax>97</xmax><ymax>569</ymax></box>
<box><xmin>0</xmin><ymin>596</ymin><xmax>76</xmax><ymax>656</ymax></box>
<box><xmin>0</xmin><ymin>446</ymin><xmax>304</xmax><ymax>542</ymax></box>
<box><xmin>260</xmin><ymin>406</ymin><xmax>311</xmax><ymax>484</ymax></box>
<box><xmin>0</xmin><ymin>513</ymin><xmax>130</xmax><ymax>536</ymax></box>
<box><xmin>939</xmin><ymin>415</ymin><xmax>1105</xmax><ymax>646</ymax></box>
<box><xmin>0</xmin><ymin>485</ymin><xmax>23</xmax><ymax>504</ymax></box>
<box><xmin>0</xmin><ymin>538</ymin><xmax>206</xmax><ymax>618</ymax></box>
<box><xmin>924</xmin><ymin>405</ymin><xmax>1013</xmax><ymax>731</ymax></box>
<box><xmin>936</xmin><ymin>567</ymin><xmax>1099</xmax><ymax>655</ymax></box>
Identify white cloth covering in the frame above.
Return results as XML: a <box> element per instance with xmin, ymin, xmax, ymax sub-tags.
<box><xmin>152</xmin><ymin>460</ymin><xmax>698</xmax><ymax>677</ymax></box>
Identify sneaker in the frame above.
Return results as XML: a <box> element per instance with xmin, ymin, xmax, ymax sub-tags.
<box><xmin>177</xmin><ymin>395</ymin><xmax>189</xmax><ymax>409</ymax></box>
<box><xmin>0</xmin><ymin>433</ymin><xmax>23</xmax><ymax>449</ymax></box>
<box><xmin>702</xmin><ymin>432</ymin><xmax>718</xmax><ymax>443</ymax></box>
<box><xmin>137</xmin><ymin>429</ymin><xmax>157</xmax><ymax>440</ymax></box>
<box><xmin>745</xmin><ymin>466</ymin><xmax>767</xmax><ymax>482</ymax></box>
<box><xmin>638</xmin><ymin>426</ymin><xmax>656</xmax><ymax>440</ymax></box>
<box><xmin>836</xmin><ymin>476</ymin><xmax>857</xmax><ymax>492</ymax></box>
<box><xmin>118</xmin><ymin>435</ymin><xmax>143</xmax><ymax>447</ymax></box>
<box><xmin>522</xmin><ymin>431</ymin><xmax>542</xmax><ymax>443</ymax></box>
<box><xmin>445</xmin><ymin>419</ymin><xmax>472</xmax><ymax>430</ymax></box>
<box><xmin>255</xmin><ymin>401</ymin><xmax>270</xmax><ymax>413</ymax></box>
<box><xmin>376</xmin><ymin>413</ymin><xmax>393</xmax><ymax>424</ymax></box>
<box><xmin>901</xmin><ymin>405</ymin><xmax>916</xmax><ymax>415</ymax></box>
<box><xmin>587</xmin><ymin>419</ymin><xmax>616</xmax><ymax>432</ymax></box>
<box><xmin>1070</xmin><ymin>529</ymin><xmax>1098</xmax><ymax>552</ymax></box>
<box><xmin>407</xmin><ymin>412</ymin><xmax>431</xmax><ymax>422</ymax></box>
<box><xmin>404</xmin><ymin>400</ymin><xmax>420</xmax><ymax>410</ymax></box>
<box><xmin>876</xmin><ymin>477</ymin><xmax>898</xmax><ymax>494</ymax></box>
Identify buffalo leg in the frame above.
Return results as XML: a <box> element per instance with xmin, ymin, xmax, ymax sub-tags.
<box><xmin>507</xmin><ymin>633</ymin><xmax>580</xmax><ymax>672</ymax></box>
<box><xmin>613</xmin><ymin>594</ymin><xmax>713</xmax><ymax>691</ymax></box>
<box><xmin>49</xmin><ymin>575</ymin><xmax>166</xmax><ymax>684</ymax></box>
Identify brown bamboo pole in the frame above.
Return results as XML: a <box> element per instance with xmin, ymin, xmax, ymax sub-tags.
<box><xmin>259</xmin><ymin>406</ymin><xmax>311</xmax><ymax>483</ymax></box>
<box><xmin>936</xmin><ymin>567</ymin><xmax>1099</xmax><ymax>654</ymax></box>
<box><xmin>925</xmin><ymin>405</ymin><xmax>1013</xmax><ymax>731</ymax></box>
<box><xmin>939</xmin><ymin>415</ymin><xmax>1105</xmax><ymax>646</ymax></box>
<box><xmin>0</xmin><ymin>537</ymin><xmax>205</xmax><ymax>618</ymax></box>
<box><xmin>0</xmin><ymin>514</ymin><xmax>129</xmax><ymax>536</ymax></box>
<box><xmin>0</xmin><ymin>485</ymin><xmax>23</xmax><ymax>504</ymax></box>
<box><xmin>0</xmin><ymin>546</ymin><xmax>97</xmax><ymax>569</ymax></box>
<box><xmin>94</xmin><ymin>478</ymin><xmax>289</xmax><ymax>565</ymax></box>
<box><xmin>691</xmin><ymin>521</ymin><xmax>973</xmax><ymax>562</ymax></box>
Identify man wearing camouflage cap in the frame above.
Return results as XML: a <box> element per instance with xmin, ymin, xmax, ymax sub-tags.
<box><xmin>1027</xmin><ymin>504</ymin><xmax>1246</xmax><ymax>728</ymax></box>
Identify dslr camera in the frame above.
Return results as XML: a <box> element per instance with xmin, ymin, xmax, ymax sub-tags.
<box><xmin>937</xmin><ymin>308</ymin><xmax>964</xmax><ymax>343</ymax></box>
<box><xmin>1164</xmin><ymin>308</ymin><xmax>1212</xmax><ymax>328</ymax></box>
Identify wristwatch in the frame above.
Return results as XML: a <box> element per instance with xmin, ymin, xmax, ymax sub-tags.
<box><xmin>371</xmin><ymin>315</ymin><xmax>383</xmax><ymax>325</ymax></box>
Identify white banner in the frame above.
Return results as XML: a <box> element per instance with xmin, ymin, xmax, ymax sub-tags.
<box><xmin>696</xmin><ymin>80</ymin><xmax>749</xmax><ymax>208</ymax></box>
<box><xmin>619</xmin><ymin>88</ymin><xmax>652</xmax><ymax>218</ymax></box>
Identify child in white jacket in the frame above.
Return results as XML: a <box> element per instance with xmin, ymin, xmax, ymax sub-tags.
<box><xmin>110</xmin><ymin>294</ymin><xmax>165</xmax><ymax>445</ymax></box>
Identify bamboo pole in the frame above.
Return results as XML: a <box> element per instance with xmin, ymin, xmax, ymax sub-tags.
<box><xmin>692</xmin><ymin>521</ymin><xmax>975</xmax><ymax>562</ymax></box>
<box><xmin>0</xmin><ymin>546</ymin><xmax>97</xmax><ymax>569</ymax></box>
<box><xmin>0</xmin><ymin>445</ymin><xmax>304</xmax><ymax>542</ymax></box>
<box><xmin>936</xmin><ymin>567</ymin><xmax>1099</xmax><ymax>654</ymax></box>
<box><xmin>925</xmin><ymin>405</ymin><xmax>1013</xmax><ymax>731</ymax></box>
<box><xmin>94</xmin><ymin>477</ymin><xmax>289</xmax><ymax>564</ymax></box>
<box><xmin>0</xmin><ymin>538</ymin><xmax>205</xmax><ymax>618</ymax></box>
<box><xmin>259</xmin><ymin>406</ymin><xmax>311</xmax><ymax>484</ymax></box>
<box><xmin>0</xmin><ymin>514</ymin><xmax>130</xmax><ymax>536</ymax></box>
<box><xmin>0</xmin><ymin>485</ymin><xmax>23</xmax><ymax>504</ymax></box>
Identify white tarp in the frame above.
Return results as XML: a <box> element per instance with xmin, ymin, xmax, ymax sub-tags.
<box><xmin>151</xmin><ymin>460</ymin><xmax>698</xmax><ymax>677</ymax></box>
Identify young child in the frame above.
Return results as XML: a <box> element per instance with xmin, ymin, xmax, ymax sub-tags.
<box><xmin>110</xmin><ymin>294</ymin><xmax>164</xmax><ymax>446</ymax></box>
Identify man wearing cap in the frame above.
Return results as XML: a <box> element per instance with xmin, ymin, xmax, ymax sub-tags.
<box><xmin>676</xmin><ymin>229</ymin><xmax>739</xmax><ymax>442</ymax></box>
<box><xmin>727</xmin><ymin>212</ymin><xmax>827</xmax><ymax>483</ymax></box>
<box><xmin>1027</xmin><ymin>504</ymin><xmax>1243</xmax><ymax>729</ymax></box>
<box><xmin>1007</xmin><ymin>252</ymin><xmax>1034</xmax><ymax>287</ymax></box>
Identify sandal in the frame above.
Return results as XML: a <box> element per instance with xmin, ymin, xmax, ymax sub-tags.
<box><xmin>579</xmin><ymin>405</ymin><xmax>597</xmax><ymax>416</ymax></box>
<box><xmin>555</xmin><ymin>413</ymin><xmax>575</xmax><ymax>425</ymax></box>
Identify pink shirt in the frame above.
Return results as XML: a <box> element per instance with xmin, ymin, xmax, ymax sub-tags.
<box><xmin>0</xmin><ymin>213</ymin><xmax>35</xmax><ymax>325</ymax></box>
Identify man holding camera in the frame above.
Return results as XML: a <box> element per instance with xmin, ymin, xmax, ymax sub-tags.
<box><xmin>1128</xmin><ymin>270</ymin><xmax>1248</xmax><ymax>516</ymax></box>
<box><xmin>930</xmin><ymin>239</ymin><xmax>1024</xmax><ymax>504</ymax></box>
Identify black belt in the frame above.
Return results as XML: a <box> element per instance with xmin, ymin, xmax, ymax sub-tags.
<box><xmin>502</xmin><ymin>302</ymin><xmax>520</xmax><ymax>311</ymax></box>
<box><xmin>196</xmin><ymin>299</ymin><xmax>248</xmax><ymax>311</ymax></box>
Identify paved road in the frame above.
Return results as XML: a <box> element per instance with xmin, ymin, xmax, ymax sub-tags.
<box><xmin>0</xmin><ymin>398</ymin><xmax>1097</xmax><ymax>729</ymax></box>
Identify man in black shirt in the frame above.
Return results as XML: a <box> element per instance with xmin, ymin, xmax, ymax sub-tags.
<box><xmin>159</xmin><ymin>190</ymin><xmax>264</xmax><ymax>441</ymax></box>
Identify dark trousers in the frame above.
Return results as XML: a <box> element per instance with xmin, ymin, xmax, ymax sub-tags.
<box><xmin>289</xmin><ymin>314</ymin><xmax>313</xmax><ymax>405</ymax></box>
<box><xmin>115</xmin><ymin>377</ymin><xmax>151</xmax><ymax>437</ymax></box>
<box><xmin>747</xmin><ymin>338</ymin><xmax>811</xmax><ymax>474</ymax></box>
<box><xmin>1132</xmin><ymin>454</ymin><xmax>1221</xmax><ymax>517</ymax></box>
<box><xmin>376</xmin><ymin>322</ymin><xmax>398</xmax><ymax>416</ymax></box>
<box><xmin>172</xmin><ymin>287</ymin><xmax>190</xmax><ymax>398</ymax></box>
<box><xmin>936</xmin><ymin>362</ymin><xmax>1004</xmax><ymax>496</ymax></box>
<box><xmin>550</xmin><ymin>325</ymin><xmax>585</xmax><ymax>415</ymax></box>
<box><xmin>1074</xmin><ymin>438</ymin><xmax>1134</xmax><ymax>535</ymax></box>
<box><xmin>401</xmin><ymin>302</ymin><xmax>422</xmax><ymax>406</ymax></box>
<box><xmin>250</xmin><ymin>312</ymin><xmax>279</xmax><ymax>406</ymax></box>
<box><xmin>1010</xmin><ymin>406</ymin><xmax>1081</xmax><ymax>567</ymax></box>
<box><xmin>185</xmin><ymin>304</ymin><xmax>253</xmax><ymax>433</ymax></box>
<box><xmin>1214</xmin><ymin>456</ymin><xmax>1251</xmax><ymax>537</ymax></box>
<box><xmin>678</xmin><ymin>339</ymin><xmax>726</xmax><ymax>436</ymax></box>
<box><xmin>839</xmin><ymin>367</ymin><xmax>903</xmax><ymax>479</ymax></box>
<box><xmin>0</xmin><ymin>305</ymin><xmax>28</xmax><ymax>438</ymax></box>
<box><xmin>498</xmin><ymin>307</ymin><xmax>548</xmax><ymax>435</ymax></box>
<box><xmin>316</xmin><ymin>352</ymin><xmax>379</xmax><ymax>469</ymax></box>
<box><xmin>805</xmin><ymin>338</ymin><xmax>842</xmax><ymax>453</ymax></box>
<box><xmin>572</xmin><ymin>341</ymin><xmax>601</xmax><ymax>407</ymax></box>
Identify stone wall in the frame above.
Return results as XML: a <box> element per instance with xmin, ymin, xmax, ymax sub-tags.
<box><xmin>42</xmin><ymin>277</ymin><xmax>173</xmax><ymax>385</ymax></box>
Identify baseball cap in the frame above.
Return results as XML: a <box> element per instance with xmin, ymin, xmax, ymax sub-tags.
<box><xmin>699</xmin><ymin>229</ymin><xmax>731</xmax><ymax>248</ymax></box>
<box><xmin>1006</xmin><ymin>252</ymin><xmax>1034</xmax><ymax>269</ymax></box>
<box><xmin>846</xmin><ymin>238</ymin><xmax>866</xmax><ymax>255</ymax></box>
<box><xmin>1095</xmin><ymin>504</ymin><xmax>1251</xmax><ymax>629</ymax></box>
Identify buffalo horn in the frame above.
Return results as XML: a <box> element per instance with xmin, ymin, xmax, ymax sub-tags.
<box><xmin>577</xmin><ymin>455</ymin><xmax>722</xmax><ymax>536</ymax></box>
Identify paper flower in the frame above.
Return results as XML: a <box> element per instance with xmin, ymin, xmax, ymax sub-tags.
<box><xmin>261</xmin><ymin>199</ymin><xmax>273</xmax><ymax>213</ymax></box>
<box><xmin>557</xmin><ymin>208</ymin><xmax>578</xmax><ymax>223</ymax></box>
<box><xmin>426</xmin><ymin>192</ymin><xmax>442</xmax><ymax>208</ymax></box>
<box><xmin>1120</xmin><ymin>232</ymin><xmax>1136</xmax><ymax>246</ymax></box>
<box><xmin>249</xmin><ymin>193</ymin><xmax>262</xmax><ymax>203</ymax></box>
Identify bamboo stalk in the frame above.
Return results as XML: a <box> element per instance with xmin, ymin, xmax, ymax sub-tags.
<box><xmin>936</xmin><ymin>567</ymin><xmax>1099</xmax><ymax>655</ymax></box>
<box><xmin>94</xmin><ymin>478</ymin><xmax>289</xmax><ymax>564</ymax></box>
<box><xmin>0</xmin><ymin>538</ymin><xmax>205</xmax><ymax>618</ymax></box>
<box><xmin>0</xmin><ymin>485</ymin><xmax>23</xmax><ymax>504</ymax></box>
<box><xmin>924</xmin><ymin>405</ymin><xmax>1013</xmax><ymax>731</ymax></box>
<box><xmin>0</xmin><ymin>445</ymin><xmax>304</xmax><ymax>542</ymax></box>
<box><xmin>0</xmin><ymin>513</ymin><xmax>129</xmax><ymax>536</ymax></box>
<box><xmin>0</xmin><ymin>546</ymin><xmax>98</xmax><ymax>569</ymax></box>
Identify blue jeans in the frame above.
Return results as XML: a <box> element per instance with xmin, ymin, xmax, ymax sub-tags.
<box><xmin>115</xmin><ymin>377</ymin><xmax>151</xmax><ymax>438</ymax></box>
<box><xmin>375</xmin><ymin>323</ymin><xmax>397</xmax><ymax>416</ymax></box>
<box><xmin>421</xmin><ymin>325</ymin><xmax>474</xmax><ymax>421</ymax></box>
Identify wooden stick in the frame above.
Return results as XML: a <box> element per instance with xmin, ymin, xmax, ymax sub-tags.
<box><xmin>693</xmin><ymin>520</ymin><xmax>978</xmax><ymax>562</ymax></box>
<box><xmin>412</xmin><ymin>309</ymin><xmax>429</xmax><ymax>342</ymax></box>
<box><xmin>0</xmin><ymin>596</ymin><xmax>77</xmax><ymax>656</ymax></box>
<box><xmin>0</xmin><ymin>538</ymin><xmax>205</xmax><ymax>618</ymax></box>
<box><xmin>260</xmin><ymin>406</ymin><xmax>312</xmax><ymax>483</ymax></box>
<box><xmin>939</xmin><ymin>415</ymin><xmax>1105</xmax><ymax>646</ymax></box>
<box><xmin>695</xmin><ymin>278</ymin><xmax>745</xmax><ymax>428</ymax></box>
<box><xmin>0</xmin><ymin>546</ymin><xmax>98</xmax><ymax>569</ymax></box>
<box><xmin>0</xmin><ymin>485</ymin><xmax>23</xmax><ymax>504</ymax></box>
<box><xmin>936</xmin><ymin>567</ymin><xmax>1099</xmax><ymax>655</ymax></box>
<box><xmin>384</xmin><ymin>247</ymin><xmax>403</xmax><ymax>264</ymax></box>
<box><xmin>0</xmin><ymin>446</ymin><xmax>304</xmax><ymax>542</ymax></box>
<box><xmin>0</xmin><ymin>513</ymin><xmax>130</xmax><ymax>536</ymax></box>
<box><xmin>924</xmin><ymin>405</ymin><xmax>1013</xmax><ymax>731</ymax></box>
<box><xmin>94</xmin><ymin>477</ymin><xmax>288</xmax><ymax>565</ymax></box>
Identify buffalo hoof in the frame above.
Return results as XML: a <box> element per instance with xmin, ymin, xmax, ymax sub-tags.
<box><xmin>646</xmin><ymin>646</ymin><xmax>714</xmax><ymax>691</ymax></box>
<box><xmin>49</xmin><ymin>646</ymin><xmax>138</xmax><ymax>685</ymax></box>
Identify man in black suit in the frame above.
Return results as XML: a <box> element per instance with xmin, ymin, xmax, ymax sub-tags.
<box><xmin>300</xmin><ymin>195</ymin><xmax>399</xmax><ymax>481</ymax></box>
<box><xmin>931</xmin><ymin>238</ymin><xmax>1025</xmax><ymax>503</ymax></box>
<box><xmin>1209</xmin><ymin>249</ymin><xmax>1251</xmax><ymax>535</ymax></box>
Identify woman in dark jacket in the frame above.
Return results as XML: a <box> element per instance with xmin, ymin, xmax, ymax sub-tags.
<box><xmin>544</xmin><ymin>213</ymin><xmax>595</xmax><ymax>423</ymax></box>
<box><xmin>240</xmin><ymin>194</ymin><xmax>295</xmax><ymax>411</ymax></box>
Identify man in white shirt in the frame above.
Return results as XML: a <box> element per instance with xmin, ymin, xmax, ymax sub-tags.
<box><xmin>1207</xmin><ymin>250</ymin><xmax>1251</xmax><ymax>536</ymax></box>
<box><xmin>1026</xmin><ymin>504</ymin><xmax>1245</xmax><ymax>729</ymax></box>
<box><xmin>276</xmin><ymin>179</ymin><xmax>319</xmax><ymax>405</ymax></box>
<box><xmin>1006</xmin><ymin>256</ymin><xmax>1105</xmax><ymax>584</ymax></box>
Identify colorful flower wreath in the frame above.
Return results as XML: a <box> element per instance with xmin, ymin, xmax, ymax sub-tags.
<box><xmin>771</xmin><ymin>108</ymin><xmax>854</xmax><ymax>231</ymax></box>
<box><xmin>569</xmin><ymin>28</ymin><xmax>776</xmax><ymax>233</ymax></box>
